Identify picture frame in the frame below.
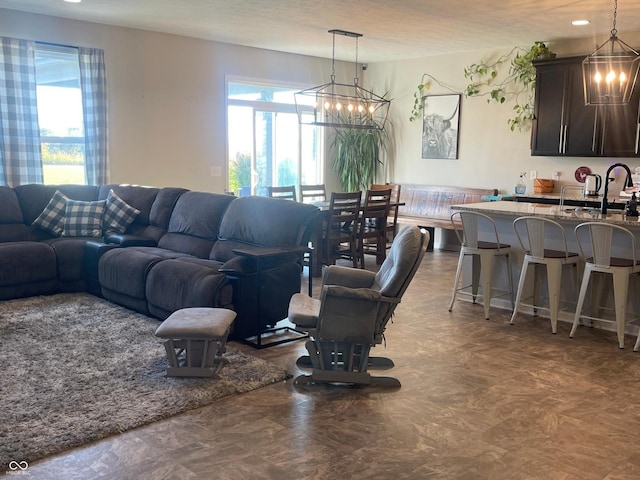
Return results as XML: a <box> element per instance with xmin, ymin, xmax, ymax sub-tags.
<box><xmin>422</xmin><ymin>94</ymin><xmax>461</xmax><ymax>159</ymax></box>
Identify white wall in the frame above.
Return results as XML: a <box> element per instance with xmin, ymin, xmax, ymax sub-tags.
<box><xmin>370</xmin><ymin>32</ymin><xmax>640</xmax><ymax>195</ymax></box>
<box><xmin>4</xmin><ymin>7</ymin><xmax>640</xmax><ymax>196</ymax></box>
<box><xmin>0</xmin><ymin>8</ymin><xmax>347</xmax><ymax>193</ymax></box>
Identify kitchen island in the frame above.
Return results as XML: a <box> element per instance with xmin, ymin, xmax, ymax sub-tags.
<box><xmin>449</xmin><ymin>200</ymin><xmax>640</xmax><ymax>335</ymax></box>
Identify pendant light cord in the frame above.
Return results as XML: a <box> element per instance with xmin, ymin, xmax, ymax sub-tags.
<box><xmin>331</xmin><ymin>31</ymin><xmax>336</xmax><ymax>83</ymax></box>
<box><xmin>354</xmin><ymin>36</ymin><xmax>359</xmax><ymax>86</ymax></box>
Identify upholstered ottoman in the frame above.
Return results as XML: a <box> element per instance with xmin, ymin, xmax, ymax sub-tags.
<box><xmin>154</xmin><ymin>307</ymin><xmax>236</xmax><ymax>377</ymax></box>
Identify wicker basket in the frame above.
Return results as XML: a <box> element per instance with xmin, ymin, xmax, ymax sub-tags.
<box><xmin>533</xmin><ymin>178</ymin><xmax>554</xmax><ymax>194</ymax></box>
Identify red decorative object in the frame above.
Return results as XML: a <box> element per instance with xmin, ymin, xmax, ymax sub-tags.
<box><xmin>574</xmin><ymin>166</ymin><xmax>591</xmax><ymax>183</ymax></box>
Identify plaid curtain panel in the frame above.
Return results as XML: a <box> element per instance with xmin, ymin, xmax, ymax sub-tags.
<box><xmin>79</xmin><ymin>47</ymin><xmax>108</xmax><ymax>186</ymax></box>
<box><xmin>0</xmin><ymin>36</ymin><xmax>43</xmax><ymax>186</ymax></box>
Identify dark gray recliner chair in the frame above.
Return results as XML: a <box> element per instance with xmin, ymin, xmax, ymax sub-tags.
<box><xmin>288</xmin><ymin>226</ymin><xmax>429</xmax><ymax>387</ymax></box>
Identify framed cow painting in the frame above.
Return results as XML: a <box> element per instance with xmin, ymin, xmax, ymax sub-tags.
<box><xmin>422</xmin><ymin>94</ymin><xmax>461</xmax><ymax>159</ymax></box>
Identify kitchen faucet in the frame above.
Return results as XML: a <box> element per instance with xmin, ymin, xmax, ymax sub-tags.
<box><xmin>601</xmin><ymin>163</ymin><xmax>633</xmax><ymax>214</ymax></box>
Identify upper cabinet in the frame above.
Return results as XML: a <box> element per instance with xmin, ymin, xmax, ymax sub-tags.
<box><xmin>531</xmin><ymin>56</ymin><xmax>640</xmax><ymax>157</ymax></box>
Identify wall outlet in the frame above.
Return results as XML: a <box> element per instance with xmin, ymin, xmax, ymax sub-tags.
<box><xmin>552</xmin><ymin>171</ymin><xmax>560</xmax><ymax>180</ymax></box>
<box><xmin>530</xmin><ymin>170</ymin><xmax>537</xmax><ymax>179</ymax></box>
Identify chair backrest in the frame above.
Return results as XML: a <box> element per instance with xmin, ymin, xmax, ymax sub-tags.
<box><xmin>360</xmin><ymin>188</ymin><xmax>391</xmax><ymax>230</ymax></box>
<box><xmin>371</xmin><ymin>226</ymin><xmax>429</xmax><ymax>340</ymax></box>
<box><xmin>328</xmin><ymin>191</ymin><xmax>362</xmax><ymax>231</ymax></box>
<box><xmin>574</xmin><ymin>222</ymin><xmax>637</xmax><ymax>268</ymax></box>
<box><xmin>450</xmin><ymin>210</ymin><xmax>502</xmax><ymax>250</ymax></box>
<box><xmin>371</xmin><ymin>183</ymin><xmax>401</xmax><ymax>232</ymax></box>
<box><xmin>300</xmin><ymin>184</ymin><xmax>326</xmax><ymax>203</ymax></box>
<box><xmin>267</xmin><ymin>185</ymin><xmax>297</xmax><ymax>201</ymax></box>
<box><xmin>513</xmin><ymin>216</ymin><xmax>572</xmax><ymax>260</ymax></box>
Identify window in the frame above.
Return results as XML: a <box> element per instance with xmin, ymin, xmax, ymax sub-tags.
<box><xmin>35</xmin><ymin>44</ymin><xmax>85</xmax><ymax>185</ymax></box>
<box><xmin>0</xmin><ymin>37</ymin><xmax>106</xmax><ymax>187</ymax></box>
<box><xmin>227</xmin><ymin>79</ymin><xmax>323</xmax><ymax>196</ymax></box>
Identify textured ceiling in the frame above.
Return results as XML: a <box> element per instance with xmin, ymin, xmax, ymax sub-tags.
<box><xmin>2</xmin><ymin>0</ymin><xmax>640</xmax><ymax>62</ymax></box>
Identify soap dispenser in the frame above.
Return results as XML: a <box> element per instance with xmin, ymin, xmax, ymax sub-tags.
<box><xmin>515</xmin><ymin>173</ymin><xmax>527</xmax><ymax>195</ymax></box>
<box><xmin>626</xmin><ymin>192</ymin><xmax>639</xmax><ymax>217</ymax></box>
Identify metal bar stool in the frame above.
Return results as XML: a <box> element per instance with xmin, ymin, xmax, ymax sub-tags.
<box><xmin>570</xmin><ymin>222</ymin><xmax>640</xmax><ymax>349</ymax></box>
<box><xmin>510</xmin><ymin>216</ymin><xmax>580</xmax><ymax>333</ymax></box>
<box><xmin>449</xmin><ymin>210</ymin><xmax>514</xmax><ymax>320</ymax></box>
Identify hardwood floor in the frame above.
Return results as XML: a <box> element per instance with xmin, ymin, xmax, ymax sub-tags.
<box><xmin>12</xmin><ymin>250</ymin><xmax>640</xmax><ymax>479</ymax></box>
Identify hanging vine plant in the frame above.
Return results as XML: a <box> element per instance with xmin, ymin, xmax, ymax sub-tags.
<box><xmin>463</xmin><ymin>41</ymin><xmax>554</xmax><ymax>131</ymax></box>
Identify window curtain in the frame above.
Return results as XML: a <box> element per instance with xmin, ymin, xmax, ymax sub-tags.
<box><xmin>0</xmin><ymin>37</ymin><xmax>43</xmax><ymax>186</ymax></box>
<box><xmin>78</xmin><ymin>47</ymin><xmax>108</xmax><ymax>185</ymax></box>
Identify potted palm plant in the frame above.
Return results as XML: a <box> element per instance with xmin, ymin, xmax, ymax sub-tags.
<box><xmin>331</xmin><ymin>118</ymin><xmax>390</xmax><ymax>192</ymax></box>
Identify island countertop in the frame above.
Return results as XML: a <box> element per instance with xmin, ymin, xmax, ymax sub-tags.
<box><xmin>450</xmin><ymin>200</ymin><xmax>640</xmax><ymax>228</ymax></box>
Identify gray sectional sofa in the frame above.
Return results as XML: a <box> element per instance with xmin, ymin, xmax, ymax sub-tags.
<box><xmin>0</xmin><ymin>184</ymin><xmax>320</xmax><ymax>340</ymax></box>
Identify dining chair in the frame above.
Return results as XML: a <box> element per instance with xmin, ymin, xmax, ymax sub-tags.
<box><xmin>324</xmin><ymin>191</ymin><xmax>362</xmax><ymax>268</ymax></box>
<box><xmin>570</xmin><ymin>222</ymin><xmax>640</xmax><ymax>349</ymax></box>
<box><xmin>300</xmin><ymin>184</ymin><xmax>327</xmax><ymax>203</ymax></box>
<box><xmin>267</xmin><ymin>185</ymin><xmax>297</xmax><ymax>201</ymax></box>
<box><xmin>510</xmin><ymin>216</ymin><xmax>580</xmax><ymax>334</ymax></box>
<box><xmin>449</xmin><ymin>210</ymin><xmax>514</xmax><ymax>320</ymax></box>
<box><xmin>370</xmin><ymin>183</ymin><xmax>401</xmax><ymax>244</ymax></box>
<box><xmin>357</xmin><ymin>188</ymin><xmax>392</xmax><ymax>268</ymax></box>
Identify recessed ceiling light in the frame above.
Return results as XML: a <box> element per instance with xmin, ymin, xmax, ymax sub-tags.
<box><xmin>64</xmin><ymin>0</ymin><xmax>82</xmax><ymax>3</ymax></box>
<box><xmin>572</xmin><ymin>19</ymin><xmax>590</xmax><ymax>26</ymax></box>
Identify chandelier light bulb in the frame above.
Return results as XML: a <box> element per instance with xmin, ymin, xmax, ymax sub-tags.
<box><xmin>347</xmin><ymin>103</ymin><xmax>354</xmax><ymax>112</ymax></box>
<box><xmin>324</xmin><ymin>101</ymin><xmax>331</xmax><ymax>110</ymax></box>
<box><xmin>336</xmin><ymin>102</ymin><xmax>342</xmax><ymax>111</ymax></box>
<box><xmin>606</xmin><ymin>71</ymin><xmax>616</xmax><ymax>83</ymax></box>
<box><xmin>357</xmin><ymin>104</ymin><xmax>364</xmax><ymax>113</ymax></box>
<box><xmin>594</xmin><ymin>71</ymin><xmax>602</xmax><ymax>83</ymax></box>
<box><xmin>620</xmin><ymin>72</ymin><xmax>627</xmax><ymax>83</ymax></box>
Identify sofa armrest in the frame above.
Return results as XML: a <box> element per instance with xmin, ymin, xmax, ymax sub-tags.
<box><xmin>220</xmin><ymin>245</ymin><xmax>308</xmax><ymax>276</ymax></box>
<box><xmin>83</xmin><ymin>241</ymin><xmax>121</xmax><ymax>296</ymax></box>
<box><xmin>106</xmin><ymin>233</ymin><xmax>157</xmax><ymax>247</ymax></box>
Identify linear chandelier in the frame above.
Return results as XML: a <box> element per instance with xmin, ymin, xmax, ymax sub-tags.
<box><xmin>582</xmin><ymin>0</ymin><xmax>640</xmax><ymax>105</ymax></box>
<box><xmin>294</xmin><ymin>29</ymin><xmax>390</xmax><ymax>130</ymax></box>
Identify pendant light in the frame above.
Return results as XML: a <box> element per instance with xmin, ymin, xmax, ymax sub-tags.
<box><xmin>294</xmin><ymin>29</ymin><xmax>390</xmax><ymax>130</ymax></box>
<box><xmin>582</xmin><ymin>0</ymin><xmax>640</xmax><ymax>105</ymax></box>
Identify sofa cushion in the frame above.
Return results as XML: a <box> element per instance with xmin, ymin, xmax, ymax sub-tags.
<box><xmin>103</xmin><ymin>189</ymin><xmax>140</xmax><ymax>234</ymax></box>
<box><xmin>31</xmin><ymin>190</ymin><xmax>68</xmax><ymax>236</ymax></box>
<box><xmin>211</xmin><ymin>196</ymin><xmax>319</xmax><ymax>262</ymax></box>
<box><xmin>158</xmin><ymin>191</ymin><xmax>235</xmax><ymax>257</ymax></box>
<box><xmin>0</xmin><ymin>186</ymin><xmax>29</xmax><ymax>242</ymax></box>
<box><xmin>146</xmin><ymin>257</ymin><xmax>231</xmax><ymax>320</ymax></box>
<box><xmin>0</xmin><ymin>242</ymin><xmax>57</xmax><ymax>286</ymax></box>
<box><xmin>62</xmin><ymin>200</ymin><xmax>106</xmax><ymax>237</ymax></box>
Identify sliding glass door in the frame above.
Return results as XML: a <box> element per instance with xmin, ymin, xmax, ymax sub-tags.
<box><xmin>227</xmin><ymin>79</ymin><xmax>323</xmax><ymax>197</ymax></box>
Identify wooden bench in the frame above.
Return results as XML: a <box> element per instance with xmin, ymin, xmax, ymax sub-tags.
<box><xmin>397</xmin><ymin>184</ymin><xmax>498</xmax><ymax>251</ymax></box>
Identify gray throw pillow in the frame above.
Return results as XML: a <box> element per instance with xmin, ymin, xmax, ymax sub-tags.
<box><xmin>32</xmin><ymin>190</ymin><xmax>69</xmax><ymax>236</ymax></box>
<box><xmin>102</xmin><ymin>189</ymin><xmax>140</xmax><ymax>234</ymax></box>
<box><xmin>62</xmin><ymin>200</ymin><xmax>106</xmax><ymax>237</ymax></box>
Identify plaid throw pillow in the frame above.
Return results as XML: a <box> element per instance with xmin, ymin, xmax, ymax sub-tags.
<box><xmin>102</xmin><ymin>190</ymin><xmax>140</xmax><ymax>234</ymax></box>
<box><xmin>32</xmin><ymin>190</ymin><xmax>69</xmax><ymax>236</ymax></box>
<box><xmin>62</xmin><ymin>200</ymin><xmax>106</xmax><ymax>237</ymax></box>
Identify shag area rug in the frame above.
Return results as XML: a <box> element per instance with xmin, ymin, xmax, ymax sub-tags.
<box><xmin>0</xmin><ymin>293</ymin><xmax>289</xmax><ymax>467</ymax></box>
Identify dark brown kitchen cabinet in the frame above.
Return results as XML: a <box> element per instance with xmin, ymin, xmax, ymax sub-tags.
<box><xmin>531</xmin><ymin>55</ymin><xmax>640</xmax><ymax>157</ymax></box>
<box><xmin>531</xmin><ymin>56</ymin><xmax>599</xmax><ymax>156</ymax></box>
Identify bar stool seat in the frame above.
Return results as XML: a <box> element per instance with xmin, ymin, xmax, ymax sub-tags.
<box><xmin>155</xmin><ymin>307</ymin><xmax>236</xmax><ymax>377</ymax></box>
<box><xmin>510</xmin><ymin>216</ymin><xmax>580</xmax><ymax>334</ymax></box>
<box><xmin>449</xmin><ymin>210</ymin><xmax>514</xmax><ymax>320</ymax></box>
<box><xmin>570</xmin><ymin>222</ymin><xmax>640</xmax><ymax>349</ymax></box>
